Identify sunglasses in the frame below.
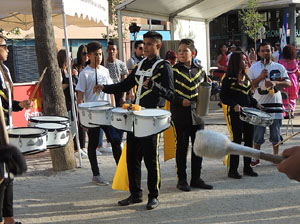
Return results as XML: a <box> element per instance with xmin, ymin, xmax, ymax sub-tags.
<box><xmin>81</xmin><ymin>52</ymin><xmax>88</xmax><ymax>56</ymax></box>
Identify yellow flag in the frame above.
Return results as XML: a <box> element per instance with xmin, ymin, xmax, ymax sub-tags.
<box><xmin>163</xmin><ymin>100</ymin><xmax>176</xmax><ymax>161</ymax></box>
<box><xmin>112</xmin><ymin>143</ymin><xmax>129</xmax><ymax>191</ymax></box>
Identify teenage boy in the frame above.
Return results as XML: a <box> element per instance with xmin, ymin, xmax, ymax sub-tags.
<box><xmin>171</xmin><ymin>39</ymin><xmax>213</xmax><ymax>192</ymax></box>
<box><xmin>127</xmin><ymin>40</ymin><xmax>144</xmax><ymax>72</ymax></box>
<box><xmin>76</xmin><ymin>41</ymin><xmax>122</xmax><ymax>185</ymax></box>
<box><xmin>94</xmin><ymin>31</ymin><xmax>174</xmax><ymax>210</ymax></box>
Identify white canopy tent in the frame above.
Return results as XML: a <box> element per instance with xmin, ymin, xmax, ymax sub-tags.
<box><xmin>116</xmin><ymin>0</ymin><xmax>300</xmax><ymax>72</ymax></box>
<box><xmin>0</xmin><ymin>0</ymin><xmax>109</xmax><ymax>166</ymax></box>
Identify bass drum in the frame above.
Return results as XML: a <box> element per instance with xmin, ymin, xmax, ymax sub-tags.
<box><xmin>78</xmin><ymin>101</ymin><xmax>109</xmax><ymax>128</ymax></box>
<box><xmin>29</xmin><ymin>115</ymin><xmax>70</xmax><ymax>128</ymax></box>
<box><xmin>133</xmin><ymin>109</ymin><xmax>171</xmax><ymax>137</ymax></box>
<box><xmin>111</xmin><ymin>107</ymin><xmax>134</xmax><ymax>132</ymax></box>
<box><xmin>8</xmin><ymin>127</ymin><xmax>47</xmax><ymax>154</ymax></box>
<box><xmin>34</xmin><ymin>123</ymin><xmax>69</xmax><ymax>148</ymax></box>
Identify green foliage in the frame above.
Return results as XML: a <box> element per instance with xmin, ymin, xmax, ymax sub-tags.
<box><xmin>239</xmin><ymin>0</ymin><xmax>263</xmax><ymax>48</ymax></box>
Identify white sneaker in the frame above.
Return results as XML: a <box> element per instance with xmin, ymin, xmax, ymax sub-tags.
<box><xmin>96</xmin><ymin>150</ymin><xmax>102</xmax><ymax>156</ymax></box>
<box><xmin>99</xmin><ymin>146</ymin><xmax>112</xmax><ymax>153</ymax></box>
<box><xmin>75</xmin><ymin>150</ymin><xmax>88</xmax><ymax>158</ymax></box>
<box><xmin>92</xmin><ymin>175</ymin><xmax>109</xmax><ymax>186</ymax></box>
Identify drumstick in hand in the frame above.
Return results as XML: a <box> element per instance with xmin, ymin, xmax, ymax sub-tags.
<box><xmin>274</xmin><ymin>131</ymin><xmax>300</xmax><ymax>147</ymax></box>
<box><xmin>29</xmin><ymin>67</ymin><xmax>47</xmax><ymax>102</ymax></box>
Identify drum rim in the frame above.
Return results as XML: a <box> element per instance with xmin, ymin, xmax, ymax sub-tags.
<box><xmin>8</xmin><ymin>127</ymin><xmax>47</xmax><ymax>138</ymax></box>
<box><xmin>133</xmin><ymin>108</ymin><xmax>171</xmax><ymax>117</ymax></box>
<box><xmin>34</xmin><ymin>123</ymin><xmax>68</xmax><ymax>132</ymax></box>
<box><xmin>241</xmin><ymin>107</ymin><xmax>272</xmax><ymax>119</ymax></box>
<box><xmin>29</xmin><ymin>115</ymin><xmax>70</xmax><ymax>123</ymax></box>
<box><xmin>78</xmin><ymin>101</ymin><xmax>110</xmax><ymax>108</ymax></box>
<box><xmin>88</xmin><ymin>106</ymin><xmax>113</xmax><ymax>111</ymax></box>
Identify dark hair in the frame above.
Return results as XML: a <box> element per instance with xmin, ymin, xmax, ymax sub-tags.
<box><xmin>217</xmin><ymin>43</ymin><xmax>227</xmax><ymax>55</ymax></box>
<box><xmin>282</xmin><ymin>44</ymin><xmax>296</xmax><ymax>60</ymax></box>
<box><xmin>107</xmin><ymin>39</ymin><xmax>118</xmax><ymax>48</ymax></box>
<box><xmin>57</xmin><ymin>49</ymin><xmax>67</xmax><ymax>69</ymax></box>
<box><xmin>134</xmin><ymin>40</ymin><xmax>144</xmax><ymax>49</ymax></box>
<box><xmin>87</xmin><ymin>41</ymin><xmax>102</xmax><ymax>53</ymax></box>
<box><xmin>76</xmin><ymin>44</ymin><xmax>87</xmax><ymax>66</ymax></box>
<box><xmin>227</xmin><ymin>51</ymin><xmax>245</xmax><ymax>76</ymax></box>
<box><xmin>179</xmin><ymin>38</ymin><xmax>195</xmax><ymax>52</ymax></box>
<box><xmin>143</xmin><ymin>31</ymin><xmax>162</xmax><ymax>42</ymax></box>
<box><xmin>0</xmin><ymin>34</ymin><xmax>6</xmax><ymax>41</ymax></box>
<box><xmin>257</xmin><ymin>42</ymin><xmax>271</xmax><ymax>52</ymax></box>
<box><xmin>86</xmin><ymin>41</ymin><xmax>104</xmax><ymax>66</ymax></box>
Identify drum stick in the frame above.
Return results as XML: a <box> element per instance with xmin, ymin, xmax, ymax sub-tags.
<box><xmin>194</xmin><ymin>130</ymin><xmax>284</xmax><ymax>164</ymax></box>
<box><xmin>0</xmin><ymin>99</ymin><xmax>9</xmax><ymax>145</ymax></box>
<box><xmin>29</xmin><ymin>67</ymin><xmax>47</xmax><ymax>102</ymax></box>
<box><xmin>274</xmin><ymin>131</ymin><xmax>300</xmax><ymax>147</ymax></box>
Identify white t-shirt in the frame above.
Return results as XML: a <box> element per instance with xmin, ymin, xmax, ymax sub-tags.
<box><xmin>272</xmin><ymin>51</ymin><xmax>280</xmax><ymax>63</ymax></box>
<box><xmin>75</xmin><ymin>65</ymin><xmax>113</xmax><ymax>103</ymax></box>
<box><xmin>248</xmin><ymin>61</ymin><xmax>290</xmax><ymax>119</ymax></box>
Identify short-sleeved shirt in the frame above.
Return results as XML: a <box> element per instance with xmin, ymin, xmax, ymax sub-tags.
<box><xmin>248</xmin><ymin>61</ymin><xmax>290</xmax><ymax>119</ymax></box>
<box><xmin>126</xmin><ymin>55</ymin><xmax>142</xmax><ymax>70</ymax></box>
<box><xmin>106</xmin><ymin>59</ymin><xmax>128</xmax><ymax>84</ymax></box>
<box><xmin>75</xmin><ymin>65</ymin><xmax>113</xmax><ymax>103</ymax></box>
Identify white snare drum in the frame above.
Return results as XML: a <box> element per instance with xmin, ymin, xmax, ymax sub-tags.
<box><xmin>111</xmin><ymin>107</ymin><xmax>134</xmax><ymax>132</ymax></box>
<box><xmin>88</xmin><ymin>105</ymin><xmax>113</xmax><ymax>126</ymax></box>
<box><xmin>29</xmin><ymin>116</ymin><xmax>70</xmax><ymax>128</ymax></box>
<box><xmin>133</xmin><ymin>109</ymin><xmax>171</xmax><ymax>137</ymax></box>
<box><xmin>78</xmin><ymin>101</ymin><xmax>109</xmax><ymax>128</ymax></box>
<box><xmin>240</xmin><ymin>107</ymin><xmax>273</xmax><ymax>127</ymax></box>
<box><xmin>8</xmin><ymin>127</ymin><xmax>47</xmax><ymax>154</ymax></box>
<box><xmin>34</xmin><ymin>123</ymin><xmax>69</xmax><ymax>148</ymax></box>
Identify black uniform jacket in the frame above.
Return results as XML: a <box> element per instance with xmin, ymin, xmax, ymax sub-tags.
<box><xmin>170</xmin><ymin>61</ymin><xmax>206</xmax><ymax>126</ymax></box>
<box><xmin>220</xmin><ymin>71</ymin><xmax>258</xmax><ymax>110</ymax></box>
<box><xmin>103</xmin><ymin>56</ymin><xmax>175</xmax><ymax>109</ymax></box>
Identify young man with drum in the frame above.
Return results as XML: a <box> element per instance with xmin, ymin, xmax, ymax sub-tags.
<box><xmin>94</xmin><ymin>31</ymin><xmax>175</xmax><ymax>210</ymax></box>
<box><xmin>171</xmin><ymin>39</ymin><xmax>213</xmax><ymax>191</ymax></box>
<box><xmin>0</xmin><ymin>34</ymin><xmax>31</xmax><ymax>224</ymax></box>
<box><xmin>76</xmin><ymin>41</ymin><xmax>122</xmax><ymax>185</ymax></box>
<box><xmin>248</xmin><ymin>42</ymin><xmax>291</xmax><ymax>165</ymax></box>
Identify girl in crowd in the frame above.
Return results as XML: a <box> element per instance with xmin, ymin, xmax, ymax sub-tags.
<box><xmin>220</xmin><ymin>51</ymin><xmax>262</xmax><ymax>179</ymax></box>
<box><xmin>214</xmin><ymin>43</ymin><xmax>228</xmax><ymax>79</ymax></box>
<box><xmin>165</xmin><ymin>50</ymin><xmax>178</xmax><ymax>66</ymax></box>
<box><xmin>278</xmin><ymin>45</ymin><xmax>299</xmax><ymax>118</ymax></box>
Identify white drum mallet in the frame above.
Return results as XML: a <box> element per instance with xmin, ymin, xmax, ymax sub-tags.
<box><xmin>193</xmin><ymin>130</ymin><xmax>284</xmax><ymax>164</ymax></box>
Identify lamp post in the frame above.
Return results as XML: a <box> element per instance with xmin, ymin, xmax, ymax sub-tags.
<box><xmin>129</xmin><ymin>22</ymin><xmax>141</xmax><ymax>55</ymax></box>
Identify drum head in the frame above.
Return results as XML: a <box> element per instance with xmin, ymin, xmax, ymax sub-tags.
<box><xmin>30</xmin><ymin>116</ymin><xmax>69</xmax><ymax>123</ymax></box>
<box><xmin>133</xmin><ymin>109</ymin><xmax>171</xmax><ymax>117</ymax></box>
<box><xmin>112</xmin><ymin>107</ymin><xmax>130</xmax><ymax>113</ymax></box>
<box><xmin>78</xmin><ymin>101</ymin><xmax>109</xmax><ymax>108</ymax></box>
<box><xmin>89</xmin><ymin>105</ymin><xmax>113</xmax><ymax>111</ymax></box>
<box><xmin>242</xmin><ymin>107</ymin><xmax>271</xmax><ymax>118</ymax></box>
<box><xmin>8</xmin><ymin>127</ymin><xmax>47</xmax><ymax>138</ymax></box>
<box><xmin>35</xmin><ymin>123</ymin><xmax>67</xmax><ymax>131</ymax></box>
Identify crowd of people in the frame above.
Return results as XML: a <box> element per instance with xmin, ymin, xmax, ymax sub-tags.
<box><xmin>1</xmin><ymin>31</ymin><xmax>300</xmax><ymax>222</ymax></box>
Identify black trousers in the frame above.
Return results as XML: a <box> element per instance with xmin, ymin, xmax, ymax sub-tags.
<box><xmin>228</xmin><ymin>110</ymin><xmax>253</xmax><ymax>173</ymax></box>
<box><xmin>174</xmin><ymin>123</ymin><xmax>204</xmax><ymax>182</ymax></box>
<box><xmin>0</xmin><ymin>179</ymin><xmax>13</xmax><ymax>221</ymax></box>
<box><xmin>126</xmin><ymin>132</ymin><xmax>160</xmax><ymax>199</ymax></box>
<box><xmin>87</xmin><ymin>126</ymin><xmax>122</xmax><ymax>176</ymax></box>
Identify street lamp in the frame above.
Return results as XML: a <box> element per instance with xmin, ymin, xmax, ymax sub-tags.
<box><xmin>129</xmin><ymin>22</ymin><xmax>141</xmax><ymax>55</ymax></box>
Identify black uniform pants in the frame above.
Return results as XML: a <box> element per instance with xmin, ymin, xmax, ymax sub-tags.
<box><xmin>228</xmin><ymin>110</ymin><xmax>253</xmax><ymax>173</ymax></box>
<box><xmin>0</xmin><ymin>178</ymin><xmax>13</xmax><ymax>221</ymax></box>
<box><xmin>174</xmin><ymin>123</ymin><xmax>204</xmax><ymax>182</ymax></box>
<box><xmin>126</xmin><ymin>132</ymin><xmax>160</xmax><ymax>199</ymax></box>
<box><xmin>87</xmin><ymin>126</ymin><xmax>122</xmax><ymax>176</ymax></box>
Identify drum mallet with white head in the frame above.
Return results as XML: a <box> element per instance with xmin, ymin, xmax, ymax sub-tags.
<box><xmin>193</xmin><ymin>130</ymin><xmax>284</xmax><ymax>164</ymax></box>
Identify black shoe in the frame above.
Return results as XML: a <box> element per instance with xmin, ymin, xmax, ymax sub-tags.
<box><xmin>177</xmin><ymin>180</ymin><xmax>191</xmax><ymax>192</ymax></box>
<box><xmin>118</xmin><ymin>195</ymin><xmax>143</xmax><ymax>206</ymax></box>
<box><xmin>146</xmin><ymin>198</ymin><xmax>159</xmax><ymax>210</ymax></box>
<box><xmin>190</xmin><ymin>178</ymin><xmax>213</xmax><ymax>190</ymax></box>
<box><xmin>244</xmin><ymin>169</ymin><xmax>258</xmax><ymax>177</ymax></box>
<box><xmin>228</xmin><ymin>171</ymin><xmax>242</xmax><ymax>179</ymax></box>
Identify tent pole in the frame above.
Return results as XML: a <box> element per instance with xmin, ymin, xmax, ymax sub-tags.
<box><xmin>61</xmin><ymin>0</ymin><xmax>82</xmax><ymax>167</ymax></box>
<box><xmin>117</xmin><ymin>9</ymin><xmax>123</xmax><ymax>61</ymax></box>
<box><xmin>205</xmin><ymin>20</ymin><xmax>211</xmax><ymax>73</ymax></box>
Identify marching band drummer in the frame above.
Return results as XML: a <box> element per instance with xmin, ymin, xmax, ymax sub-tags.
<box><xmin>76</xmin><ymin>41</ymin><xmax>122</xmax><ymax>186</ymax></box>
<box><xmin>220</xmin><ymin>51</ymin><xmax>262</xmax><ymax>179</ymax></box>
<box><xmin>0</xmin><ymin>34</ymin><xmax>31</xmax><ymax>224</ymax></box>
<box><xmin>94</xmin><ymin>31</ymin><xmax>175</xmax><ymax>210</ymax></box>
<box><xmin>171</xmin><ymin>39</ymin><xmax>213</xmax><ymax>192</ymax></box>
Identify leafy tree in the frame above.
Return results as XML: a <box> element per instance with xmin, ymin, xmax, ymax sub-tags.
<box><xmin>239</xmin><ymin>0</ymin><xmax>263</xmax><ymax>52</ymax></box>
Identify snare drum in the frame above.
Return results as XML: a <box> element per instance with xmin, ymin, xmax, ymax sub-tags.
<box><xmin>133</xmin><ymin>109</ymin><xmax>171</xmax><ymax>137</ymax></box>
<box><xmin>29</xmin><ymin>116</ymin><xmax>70</xmax><ymax>128</ymax></box>
<box><xmin>8</xmin><ymin>127</ymin><xmax>47</xmax><ymax>154</ymax></box>
<box><xmin>34</xmin><ymin>123</ymin><xmax>69</xmax><ymax>148</ymax></box>
<box><xmin>88</xmin><ymin>105</ymin><xmax>113</xmax><ymax>126</ymax></box>
<box><xmin>240</xmin><ymin>107</ymin><xmax>273</xmax><ymax>127</ymax></box>
<box><xmin>78</xmin><ymin>101</ymin><xmax>109</xmax><ymax>128</ymax></box>
<box><xmin>111</xmin><ymin>107</ymin><xmax>134</xmax><ymax>132</ymax></box>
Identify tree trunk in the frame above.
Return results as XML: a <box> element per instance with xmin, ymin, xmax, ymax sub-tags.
<box><xmin>31</xmin><ymin>0</ymin><xmax>76</xmax><ymax>171</ymax></box>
